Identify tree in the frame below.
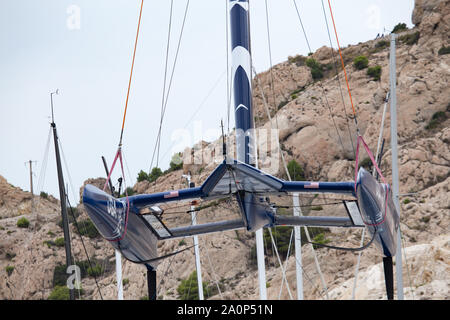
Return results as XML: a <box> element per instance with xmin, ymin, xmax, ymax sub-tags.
<box><xmin>148</xmin><ymin>167</ymin><xmax>163</xmax><ymax>182</ymax></box>
<box><xmin>287</xmin><ymin>159</ymin><xmax>304</xmax><ymax>181</ymax></box>
<box><xmin>392</xmin><ymin>23</ymin><xmax>407</xmax><ymax>34</ymax></box>
<box><xmin>169</xmin><ymin>152</ymin><xmax>183</xmax><ymax>172</ymax></box>
<box><xmin>137</xmin><ymin>170</ymin><xmax>149</xmax><ymax>182</ymax></box>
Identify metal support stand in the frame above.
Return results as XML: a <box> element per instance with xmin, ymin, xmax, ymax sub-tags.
<box><xmin>115</xmin><ymin>250</ymin><xmax>124</xmax><ymax>300</ymax></box>
<box><xmin>383</xmin><ymin>257</ymin><xmax>394</xmax><ymax>300</ymax></box>
<box><xmin>293</xmin><ymin>193</ymin><xmax>304</xmax><ymax>300</ymax></box>
<box><xmin>146</xmin><ymin>267</ymin><xmax>157</xmax><ymax>300</ymax></box>
<box><xmin>183</xmin><ymin>173</ymin><xmax>204</xmax><ymax>300</ymax></box>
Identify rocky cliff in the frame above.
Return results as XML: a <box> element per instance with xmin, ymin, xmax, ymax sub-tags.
<box><xmin>0</xmin><ymin>0</ymin><xmax>448</xmax><ymax>300</ymax></box>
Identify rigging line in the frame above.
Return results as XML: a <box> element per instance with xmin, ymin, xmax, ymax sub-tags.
<box><xmin>262</xmin><ymin>0</ymin><xmax>293</xmax><ymax>166</ymax></box>
<box><xmin>201</xmin><ymin>242</ymin><xmax>224</xmax><ymax>299</ymax></box>
<box><xmin>252</xmin><ymin>67</ymin><xmax>291</xmax><ymax>181</ymax></box>
<box><xmin>151</xmin><ymin>0</ymin><xmax>191</xmax><ymax>170</ymax></box>
<box><xmin>306</xmin><ymin>227</ymin><xmax>378</xmax><ymax>252</ymax></box>
<box><xmin>119</xmin><ymin>0</ymin><xmax>144</xmax><ymax>147</ymax></box>
<box><xmin>225</xmin><ymin>0</ymin><xmax>231</xmax><ymax>137</ymax></box>
<box><xmin>66</xmin><ymin>196</ymin><xmax>104</xmax><ymax>300</ymax></box>
<box><xmin>291</xmin><ymin>253</ymin><xmax>328</xmax><ymax>300</ymax></box>
<box><xmin>158</xmin><ymin>70</ymin><xmax>226</xmax><ymax>164</ymax></box>
<box><xmin>156</xmin><ymin>245</ymin><xmax>178</xmax><ymax>297</ymax></box>
<box><xmin>36</xmin><ymin>127</ymin><xmax>52</xmax><ymax>210</ymax></box>
<box><xmin>278</xmin><ymin>229</ymin><xmax>294</xmax><ymax>300</ymax></box>
<box><xmin>154</xmin><ymin>0</ymin><xmax>174</xmax><ymax>170</ymax></box>
<box><xmin>326</xmin><ymin>0</ymin><xmax>359</xmax><ymax>131</ymax></box>
<box><xmin>268</xmin><ymin>228</ymin><xmax>294</xmax><ymax>300</ymax></box>
<box><xmin>291</xmin><ymin>0</ymin><xmax>346</xmax><ymax>156</ymax></box>
<box><xmin>319</xmin><ymin>0</ymin><xmax>356</xmax><ymax>157</ymax></box>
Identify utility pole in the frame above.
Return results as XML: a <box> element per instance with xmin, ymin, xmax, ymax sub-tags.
<box><xmin>26</xmin><ymin>160</ymin><xmax>37</xmax><ymax>195</ymax></box>
<box><xmin>183</xmin><ymin>172</ymin><xmax>204</xmax><ymax>300</ymax></box>
<box><xmin>389</xmin><ymin>33</ymin><xmax>404</xmax><ymax>300</ymax></box>
<box><xmin>50</xmin><ymin>89</ymin><xmax>75</xmax><ymax>300</ymax></box>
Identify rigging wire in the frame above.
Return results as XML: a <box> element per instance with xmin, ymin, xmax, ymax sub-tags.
<box><xmin>267</xmin><ymin>228</ymin><xmax>294</xmax><ymax>299</ymax></box>
<box><xmin>291</xmin><ymin>0</ymin><xmax>347</xmax><ymax>156</ymax></box>
<box><xmin>326</xmin><ymin>0</ymin><xmax>359</xmax><ymax>132</ymax></box>
<box><xmin>201</xmin><ymin>242</ymin><xmax>224</xmax><ymax>299</ymax></box>
<box><xmin>118</xmin><ymin>0</ymin><xmax>144</xmax><ymax>147</ymax></box>
<box><xmin>319</xmin><ymin>0</ymin><xmax>356</xmax><ymax>157</ymax></box>
<box><xmin>66</xmin><ymin>196</ymin><xmax>104</xmax><ymax>300</ymax></box>
<box><xmin>150</xmin><ymin>0</ymin><xmax>191</xmax><ymax>171</ymax></box>
<box><xmin>154</xmin><ymin>0</ymin><xmax>174</xmax><ymax>169</ymax></box>
<box><xmin>58</xmin><ymin>134</ymin><xmax>105</xmax><ymax>299</ymax></box>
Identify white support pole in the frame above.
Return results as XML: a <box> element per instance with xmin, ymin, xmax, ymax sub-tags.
<box><xmin>115</xmin><ymin>250</ymin><xmax>124</xmax><ymax>300</ymax></box>
<box><xmin>389</xmin><ymin>33</ymin><xmax>404</xmax><ymax>300</ymax></box>
<box><xmin>255</xmin><ymin>228</ymin><xmax>267</xmax><ymax>300</ymax></box>
<box><xmin>292</xmin><ymin>193</ymin><xmax>304</xmax><ymax>300</ymax></box>
<box><xmin>192</xmin><ymin>210</ymin><xmax>204</xmax><ymax>300</ymax></box>
<box><xmin>184</xmin><ymin>173</ymin><xmax>204</xmax><ymax>300</ymax></box>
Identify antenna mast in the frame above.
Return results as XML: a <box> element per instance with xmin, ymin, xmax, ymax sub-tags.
<box><xmin>50</xmin><ymin>89</ymin><xmax>75</xmax><ymax>300</ymax></box>
<box><xmin>229</xmin><ymin>0</ymin><xmax>267</xmax><ymax>300</ymax></box>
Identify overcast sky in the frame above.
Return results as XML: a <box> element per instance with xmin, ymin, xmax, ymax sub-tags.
<box><xmin>0</xmin><ymin>0</ymin><xmax>415</xmax><ymax>204</ymax></box>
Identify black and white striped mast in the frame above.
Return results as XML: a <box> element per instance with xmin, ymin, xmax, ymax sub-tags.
<box><xmin>229</xmin><ymin>0</ymin><xmax>267</xmax><ymax>299</ymax></box>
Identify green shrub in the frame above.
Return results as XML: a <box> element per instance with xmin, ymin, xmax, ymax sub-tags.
<box><xmin>75</xmin><ymin>219</ymin><xmax>100</xmax><ymax>238</ymax></box>
<box><xmin>40</xmin><ymin>191</ymin><xmax>48</xmax><ymax>199</ymax></box>
<box><xmin>353</xmin><ymin>55</ymin><xmax>369</xmax><ymax>70</ymax></box>
<box><xmin>5</xmin><ymin>265</ymin><xmax>14</xmax><ymax>276</ymax></box>
<box><xmin>17</xmin><ymin>217</ymin><xmax>30</xmax><ymax>228</ymax></box>
<box><xmin>149</xmin><ymin>167</ymin><xmax>163</xmax><ymax>183</ymax></box>
<box><xmin>177</xmin><ymin>271</ymin><xmax>218</xmax><ymax>300</ymax></box>
<box><xmin>359</xmin><ymin>157</ymin><xmax>372</xmax><ymax>170</ymax></box>
<box><xmin>5</xmin><ymin>252</ymin><xmax>16</xmax><ymax>260</ymax></box>
<box><xmin>120</xmin><ymin>186</ymin><xmax>135</xmax><ymax>198</ymax></box>
<box><xmin>403</xmin><ymin>198</ymin><xmax>411</xmax><ymax>205</ymax></box>
<box><xmin>306</xmin><ymin>58</ymin><xmax>324</xmax><ymax>80</ymax></box>
<box><xmin>43</xmin><ymin>240</ymin><xmax>55</xmax><ymax>248</ymax></box>
<box><xmin>392</xmin><ymin>23</ymin><xmax>408</xmax><ymax>33</ymax></box>
<box><xmin>169</xmin><ymin>152</ymin><xmax>183</xmax><ymax>172</ymax></box>
<box><xmin>310</xmin><ymin>206</ymin><xmax>324</xmax><ymax>211</ymax></box>
<box><xmin>48</xmin><ymin>285</ymin><xmax>70</xmax><ymax>300</ymax></box>
<box><xmin>312</xmin><ymin>233</ymin><xmax>331</xmax><ymax>249</ymax></box>
<box><xmin>87</xmin><ymin>263</ymin><xmax>103</xmax><ymax>277</ymax></box>
<box><xmin>438</xmin><ymin>46</ymin><xmax>450</xmax><ymax>55</ymax></box>
<box><xmin>367</xmin><ymin>65</ymin><xmax>382</xmax><ymax>81</ymax></box>
<box><xmin>425</xmin><ymin>111</ymin><xmax>447</xmax><ymax>130</ymax></box>
<box><xmin>399</xmin><ymin>32</ymin><xmax>420</xmax><ymax>45</ymax></box>
<box><xmin>122</xmin><ymin>278</ymin><xmax>129</xmax><ymax>286</ymax></box>
<box><xmin>54</xmin><ymin>237</ymin><xmax>65</xmax><ymax>247</ymax></box>
<box><xmin>288</xmin><ymin>55</ymin><xmax>306</xmax><ymax>66</ymax></box>
<box><xmin>374</xmin><ymin>40</ymin><xmax>390</xmax><ymax>52</ymax></box>
<box><xmin>277</xmin><ymin>99</ymin><xmax>289</xmax><ymax>110</ymax></box>
<box><xmin>137</xmin><ymin>170</ymin><xmax>149</xmax><ymax>182</ymax></box>
<box><xmin>53</xmin><ymin>264</ymin><xmax>68</xmax><ymax>287</ymax></box>
<box><xmin>287</xmin><ymin>159</ymin><xmax>304</xmax><ymax>181</ymax></box>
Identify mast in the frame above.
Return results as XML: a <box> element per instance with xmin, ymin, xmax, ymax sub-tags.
<box><xmin>50</xmin><ymin>89</ymin><xmax>75</xmax><ymax>300</ymax></box>
<box><xmin>229</xmin><ymin>0</ymin><xmax>267</xmax><ymax>299</ymax></box>
<box><xmin>389</xmin><ymin>33</ymin><xmax>404</xmax><ymax>299</ymax></box>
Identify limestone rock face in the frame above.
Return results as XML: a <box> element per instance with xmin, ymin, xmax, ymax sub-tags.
<box><xmin>1</xmin><ymin>0</ymin><xmax>449</xmax><ymax>300</ymax></box>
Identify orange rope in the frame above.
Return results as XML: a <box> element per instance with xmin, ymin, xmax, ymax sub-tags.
<box><xmin>327</xmin><ymin>0</ymin><xmax>357</xmax><ymax>119</ymax></box>
<box><xmin>119</xmin><ymin>0</ymin><xmax>144</xmax><ymax>145</ymax></box>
